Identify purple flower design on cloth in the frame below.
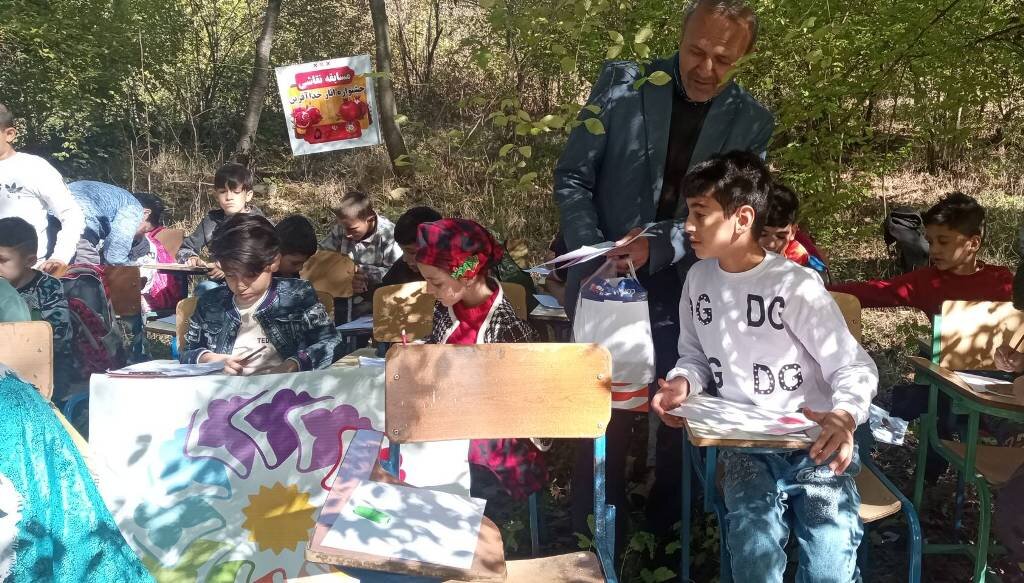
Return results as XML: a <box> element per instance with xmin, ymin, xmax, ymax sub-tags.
<box><xmin>185</xmin><ymin>393</ymin><xmax>265</xmax><ymax>478</ymax></box>
<box><xmin>297</xmin><ymin>404</ymin><xmax>374</xmax><ymax>472</ymax></box>
<box><xmin>239</xmin><ymin>389</ymin><xmax>324</xmax><ymax>469</ymax></box>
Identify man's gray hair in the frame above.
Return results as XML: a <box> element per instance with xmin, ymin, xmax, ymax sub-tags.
<box><xmin>681</xmin><ymin>0</ymin><xmax>759</xmax><ymax>53</ymax></box>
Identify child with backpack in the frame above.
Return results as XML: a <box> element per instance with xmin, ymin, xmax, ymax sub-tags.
<box><xmin>181</xmin><ymin>214</ymin><xmax>342</xmax><ymax>375</ymax></box>
<box><xmin>0</xmin><ymin>217</ymin><xmax>75</xmax><ymax>397</ymax></box>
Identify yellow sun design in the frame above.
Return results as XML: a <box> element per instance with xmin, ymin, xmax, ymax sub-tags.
<box><xmin>241</xmin><ymin>483</ymin><xmax>317</xmax><ymax>554</ymax></box>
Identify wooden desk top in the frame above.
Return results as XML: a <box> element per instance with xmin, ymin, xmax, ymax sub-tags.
<box><xmin>909</xmin><ymin>356</ymin><xmax>1024</xmax><ymax>413</ymax></box>
<box><xmin>683</xmin><ymin>417</ymin><xmax>814</xmax><ymax>449</ymax></box>
<box><xmin>137</xmin><ymin>263</ymin><xmax>211</xmax><ymax>274</ymax></box>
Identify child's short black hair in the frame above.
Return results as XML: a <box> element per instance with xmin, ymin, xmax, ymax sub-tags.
<box><xmin>681</xmin><ymin>150</ymin><xmax>772</xmax><ymax>231</ymax></box>
<box><xmin>0</xmin><ymin>217</ymin><xmax>38</xmax><ymax>256</ymax></box>
<box><xmin>209</xmin><ymin>214</ymin><xmax>280</xmax><ymax>276</ymax></box>
<box><xmin>923</xmin><ymin>191</ymin><xmax>986</xmax><ymax>238</ymax></box>
<box><xmin>333</xmin><ymin>190</ymin><xmax>375</xmax><ymax>220</ymax></box>
<box><xmin>213</xmin><ymin>162</ymin><xmax>254</xmax><ymax>192</ymax></box>
<box><xmin>0</xmin><ymin>103</ymin><xmax>13</xmax><ymax>130</ymax></box>
<box><xmin>763</xmin><ymin>183</ymin><xmax>799</xmax><ymax>229</ymax></box>
<box><xmin>394</xmin><ymin>206</ymin><xmax>443</xmax><ymax>246</ymax></box>
<box><xmin>133</xmin><ymin>192</ymin><xmax>165</xmax><ymax>227</ymax></box>
<box><xmin>275</xmin><ymin>215</ymin><xmax>317</xmax><ymax>257</ymax></box>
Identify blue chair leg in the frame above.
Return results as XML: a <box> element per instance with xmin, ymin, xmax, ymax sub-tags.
<box><xmin>954</xmin><ymin>473</ymin><xmax>965</xmax><ymax>531</ymax></box>
<box><xmin>704</xmin><ymin>446</ymin><xmax>718</xmax><ymax>513</ymax></box>
<box><xmin>680</xmin><ymin>439</ymin><xmax>692</xmax><ymax>582</ymax></box>
<box><xmin>528</xmin><ymin>492</ymin><xmax>541</xmax><ymax>556</ymax></box>
<box><xmin>862</xmin><ymin>455</ymin><xmax>923</xmax><ymax>583</ymax></box>
<box><xmin>593</xmin><ymin>435</ymin><xmax>617</xmax><ymax>583</ymax></box>
<box><xmin>170</xmin><ymin>336</ymin><xmax>178</xmax><ymax>360</ymax></box>
<box><xmin>714</xmin><ymin>498</ymin><xmax>732</xmax><ymax>583</ymax></box>
<box><xmin>382</xmin><ymin>442</ymin><xmax>400</xmax><ymax>477</ymax></box>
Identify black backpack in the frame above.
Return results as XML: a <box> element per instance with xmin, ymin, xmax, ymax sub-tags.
<box><xmin>883</xmin><ymin>206</ymin><xmax>930</xmax><ymax>274</ymax></box>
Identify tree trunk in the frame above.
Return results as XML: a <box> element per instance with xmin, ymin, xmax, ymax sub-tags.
<box><xmin>368</xmin><ymin>0</ymin><xmax>411</xmax><ymax>176</ymax></box>
<box><xmin>234</xmin><ymin>0</ymin><xmax>282</xmax><ymax>163</ymax></box>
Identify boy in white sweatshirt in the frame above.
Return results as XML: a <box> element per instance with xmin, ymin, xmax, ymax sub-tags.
<box><xmin>0</xmin><ymin>103</ymin><xmax>85</xmax><ymax>274</ymax></box>
<box><xmin>651</xmin><ymin>151</ymin><xmax>878</xmax><ymax>583</ymax></box>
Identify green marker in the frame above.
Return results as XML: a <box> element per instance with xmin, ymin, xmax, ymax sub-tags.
<box><xmin>354</xmin><ymin>505</ymin><xmax>392</xmax><ymax>526</ymax></box>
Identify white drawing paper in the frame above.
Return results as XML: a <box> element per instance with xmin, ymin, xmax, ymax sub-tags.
<box><xmin>107</xmin><ymin>359</ymin><xmax>224</xmax><ymax>377</ymax></box>
<box><xmin>322</xmin><ymin>481</ymin><xmax>485</xmax><ymax>570</ymax></box>
<box><xmin>668</xmin><ymin>393</ymin><xmax>818</xmax><ymax>435</ymax></box>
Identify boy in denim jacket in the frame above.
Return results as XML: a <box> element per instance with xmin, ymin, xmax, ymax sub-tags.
<box><xmin>181</xmin><ymin>214</ymin><xmax>342</xmax><ymax>375</ymax></box>
<box><xmin>652</xmin><ymin>152</ymin><xmax>878</xmax><ymax>582</ymax></box>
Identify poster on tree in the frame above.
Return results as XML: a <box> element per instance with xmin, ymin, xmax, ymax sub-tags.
<box><xmin>275</xmin><ymin>55</ymin><xmax>381</xmax><ymax>156</ymax></box>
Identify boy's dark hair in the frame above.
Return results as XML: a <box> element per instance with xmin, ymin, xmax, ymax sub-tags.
<box><xmin>0</xmin><ymin>103</ymin><xmax>13</xmax><ymax>130</ymax></box>
<box><xmin>133</xmin><ymin>192</ymin><xmax>166</xmax><ymax>227</ymax></box>
<box><xmin>923</xmin><ymin>191</ymin><xmax>986</xmax><ymax>238</ymax></box>
<box><xmin>213</xmin><ymin>162</ymin><xmax>254</xmax><ymax>192</ymax></box>
<box><xmin>209</xmin><ymin>214</ymin><xmax>280</xmax><ymax>276</ymax></box>
<box><xmin>275</xmin><ymin>215</ymin><xmax>318</xmax><ymax>257</ymax></box>
<box><xmin>333</xmin><ymin>190</ymin><xmax>375</xmax><ymax>220</ymax></box>
<box><xmin>0</xmin><ymin>217</ymin><xmax>38</xmax><ymax>256</ymax></box>
<box><xmin>763</xmin><ymin>183</ymin><xmax>799</xmax><ymax>229</ymax></box>
<box><xmin>394</xmin><ymin>206</ymin><xmax>443</xmax><ymax>246</ymax></box>
<box><xmin>681</xmin><ymin>150</ymin><xmax>772</xmax><ymax>231</ymax></box>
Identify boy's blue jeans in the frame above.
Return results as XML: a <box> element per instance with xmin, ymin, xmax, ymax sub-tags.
<box><xmin>720</xmin><ymin>445</ymin><xmax>863</xmax><ymax>583</ymax></box>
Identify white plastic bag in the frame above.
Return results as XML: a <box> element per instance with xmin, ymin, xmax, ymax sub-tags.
<box><xmin>573</xmin><ymin>259</ymin><xmax>655</xmax><ymax>412</ymax></box>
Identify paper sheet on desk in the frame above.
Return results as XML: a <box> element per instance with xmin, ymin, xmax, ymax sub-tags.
<box><xmin>534</xmin><ymin>294</ymin><xmax>563</xmax><ymax>309</ymax></box>
<box><xmin>669</xmin><ymin>393</ymin><xmax>818</xmax><ymax>435</ymax></box>
<box><xmin>322</xmin><ymin>481</ymin><xmax>485</xmax><ymax>570</ymax></box>
<box><xmin>107</xmin><ymin>359</ymin><xmax>223</xmax><ymax>377</ymax></box>
<box><xmin>337</xmin><ymin>315</ymin><xmax>374</xmax><ymax>332</ymax></box>
<box><xmin>955</xmin><ymin>371</ymin><xmax>1015</xmax><ymax>396</ymax></box>
<box><xmin>526</xmin><ymin>226</ymin><xmax>654</xmax><ymax>274</ymax></box>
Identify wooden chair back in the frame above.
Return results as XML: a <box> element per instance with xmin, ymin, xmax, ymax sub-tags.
<box><xmin>300</xmin><ymin>250</ymin><xmax>355</xmax><ymax>299</ymax></box>
<box><xmin>373</xmin><ymin>282</ymin><xmax>436</xmax><ymax>342</ymax></box>
<box><xmin>373</xmin><ymin>281</ymin><xmax>530</xmax><ymax>343</ymax></box>
<box><xmin>154</xmin><ymin>228</ymin><xmax>185</xmax><ymax>259</ymax></box>
<box><xmin>315</xmin><ymin>290</ymin><xmax>335</xmax><ymax>319</ymax></box>
<box><xmin>105</xmin><ymin>265</ymin><xmax>143</xmax><ymax>316</ymax></box>
<box><xmin>385</xmin><ymin>343</ymin><xmax>612</xmax><ymax>443</ymax></box>
<box><xmin>0</xmin><ymin>321</ymin><xmax>54</xmax><ymax>400</ymax></box>
<box><xmin>936</xmin><ymin>300</ymin><xmax>1024</xmax><ymax>370</ymax></box>
<box><xmin>175</xmin><ymin>297</ymin><xmax>198</xmax><ymax>351</ymax></box>
<box><xmin>830</xmin><ymin>292</ymin><xmax>863</xmax><ymax>341</ymax></box>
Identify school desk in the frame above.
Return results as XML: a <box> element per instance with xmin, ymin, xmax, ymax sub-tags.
<box><xmin>910</xmin><ymin>356</ymin><xmax>1024</xmax><ymax>581</ymax></box>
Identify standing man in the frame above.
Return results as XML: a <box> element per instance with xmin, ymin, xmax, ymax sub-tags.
<box><xmin>555</xmin><ymin>0</ymin><xmax>774</xmax><ymax>546</ymax></box>
<box><xmin>67</xmin><ymin>181</ymin><xmax>147</xmax><ymax>265</ymax></box>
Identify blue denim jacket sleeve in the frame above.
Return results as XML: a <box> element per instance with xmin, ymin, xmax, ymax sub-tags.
<box><xmin>181</xmin><ymin>299</ymin><xmax>214</xmax><ymax>364</ymax></box>
<box><xmin>104</xmin><ymin>204</ymin><xmax>145</xmax><ymax>265</ymax></box>
<box><xmin>292</xmin><ymin>286</ymin><xmax>343</xmax><ymax>370</ymax></box>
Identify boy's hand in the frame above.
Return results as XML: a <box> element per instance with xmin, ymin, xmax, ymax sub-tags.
<box><xmin>262</xmin><ymin>360</ymin><xmax>299</xmax><ymax>375</ymax></box>
<box><xmin>803</xmin><ymin>408</ymin><xmax>856</xmax><ymax>474</ymax></box>
<box><xmin>185</xmin><ymin>256</ymin><xmax>205</xmax><ymax>267</ymax></box>
<box><xmin>38</xmin><ymin>259</ymin><xmax>67</xmax><ymax>275</ymax></box>
<box><xmin>352</xmin><ymin>270</ymin><xmax>368</xmax><ymax>294</ymax></box>
<box><xmin>609</xmin><ymin>227</ymin><xmax>649</xmax><ymax>273</ymax></box>
<box><xmin>207</xmin><ymin>264</ymin><xmax>225</xmax><ymax>280</ymax></box>
<box><xmin>651</xmin><ymin>377</ymin><xmax>690</xmax><ymax>428</ymax></box>
<box><xmin>995</xmin><ymin>344</ymin><xmax>1024</xmax><ymax>373</ymax></box>
<box><xmin>199</xmin><ymin>352</ymin><xmax>247</xmax><ymax>375</ymax></box>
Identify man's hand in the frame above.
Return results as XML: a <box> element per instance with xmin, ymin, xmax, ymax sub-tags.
<box><xmin>995</xmin><ymin>344</ymin><xmax>1024</xmax><ymax>373</ymax></box>
<box><xmin>352</xmin><ymin>270</ymin><xmax>368</xmax><ymax>294</ymax></box>
<box><xmin>803</xmin><ymin>408</ymin><xmax>856</xmax><ymax>474</ymax></box>
<box><xmin>651</xmin><ymin>376</ymin><xmax>690</xmax><ymax>428</ymax></box>
<box><xmin>38</xmin><ymin>259</ymin><xmax>67</xmax><ymax>275</ymax></box>
<box><xmin>608</xmin><ymin>227</ymin><xmax>649</xmax><ymax>274</ymax></box>
<box><xmin>199</xmin><ymin>352</ymin><xmax>247</xmax><ymax>375</ymax></box>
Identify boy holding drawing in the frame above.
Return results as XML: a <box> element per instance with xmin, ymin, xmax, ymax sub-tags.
<box><xmin>651</xmin><ymin>151</ymin><xmax>878</xmax><ymax>582</ymax></box>
<box><xmin>181</xmin><ymin>214</ymin><xmax>342</xmax><ymax>375</ymax></box>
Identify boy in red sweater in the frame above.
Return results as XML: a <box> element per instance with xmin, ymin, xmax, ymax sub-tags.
<box><xmin>830</xmin><ymin>192</ymin><xmax>1013</xmax><ymax>319</ymax></box>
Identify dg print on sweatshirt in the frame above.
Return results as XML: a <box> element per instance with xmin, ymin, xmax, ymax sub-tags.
<box><xmin>667</xmin><ymin>252</ymin><xmax>878</xmax><ymax>426</ymax></box>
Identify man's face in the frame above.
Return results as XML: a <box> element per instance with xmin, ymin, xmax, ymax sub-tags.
<box><xmin>925</xmin><ymin>224</ymin><xmax>980</xmax><ymax>273</ymax></box>
<box><xmin>0</xmin><ymin>246</ymin><xmax>34</xmax><ymax>285</ymax></box>
<box><xmin>0</xmin><ymin>127</ymin><xmax>16</xmax><ymax>159</ymax></box>
<box><xmin>215</xmin><ymin>186</ymin><xmax>253</xmax><ymax>216</ymax></box>
<box><xmin>678</xmin><ymin>7</ymin><xmax>753</xmax><ymax>102</ymax></box>
<box><xmin>277</xmin><ymin>252</ymin><xmax>311</xmax><ymax>278</ymax></box>
<box><xmin>684</xmin><ymin>194</ymin><xmax>746</xmax><ymax>259</ymax></box>
<box><xmin>400</xmin><ymin>243</ymin><xmax>420</xmax><ymax>272</ymax></box>
<box><xmin>759</xmin><ymin>224</ymin><xmax>796</xmax><ymax>254</ymax></box>
<box><xmin>336</xmin><ymin>214</ymin><xmax>373</xmax><ymax>242</ymax></box>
